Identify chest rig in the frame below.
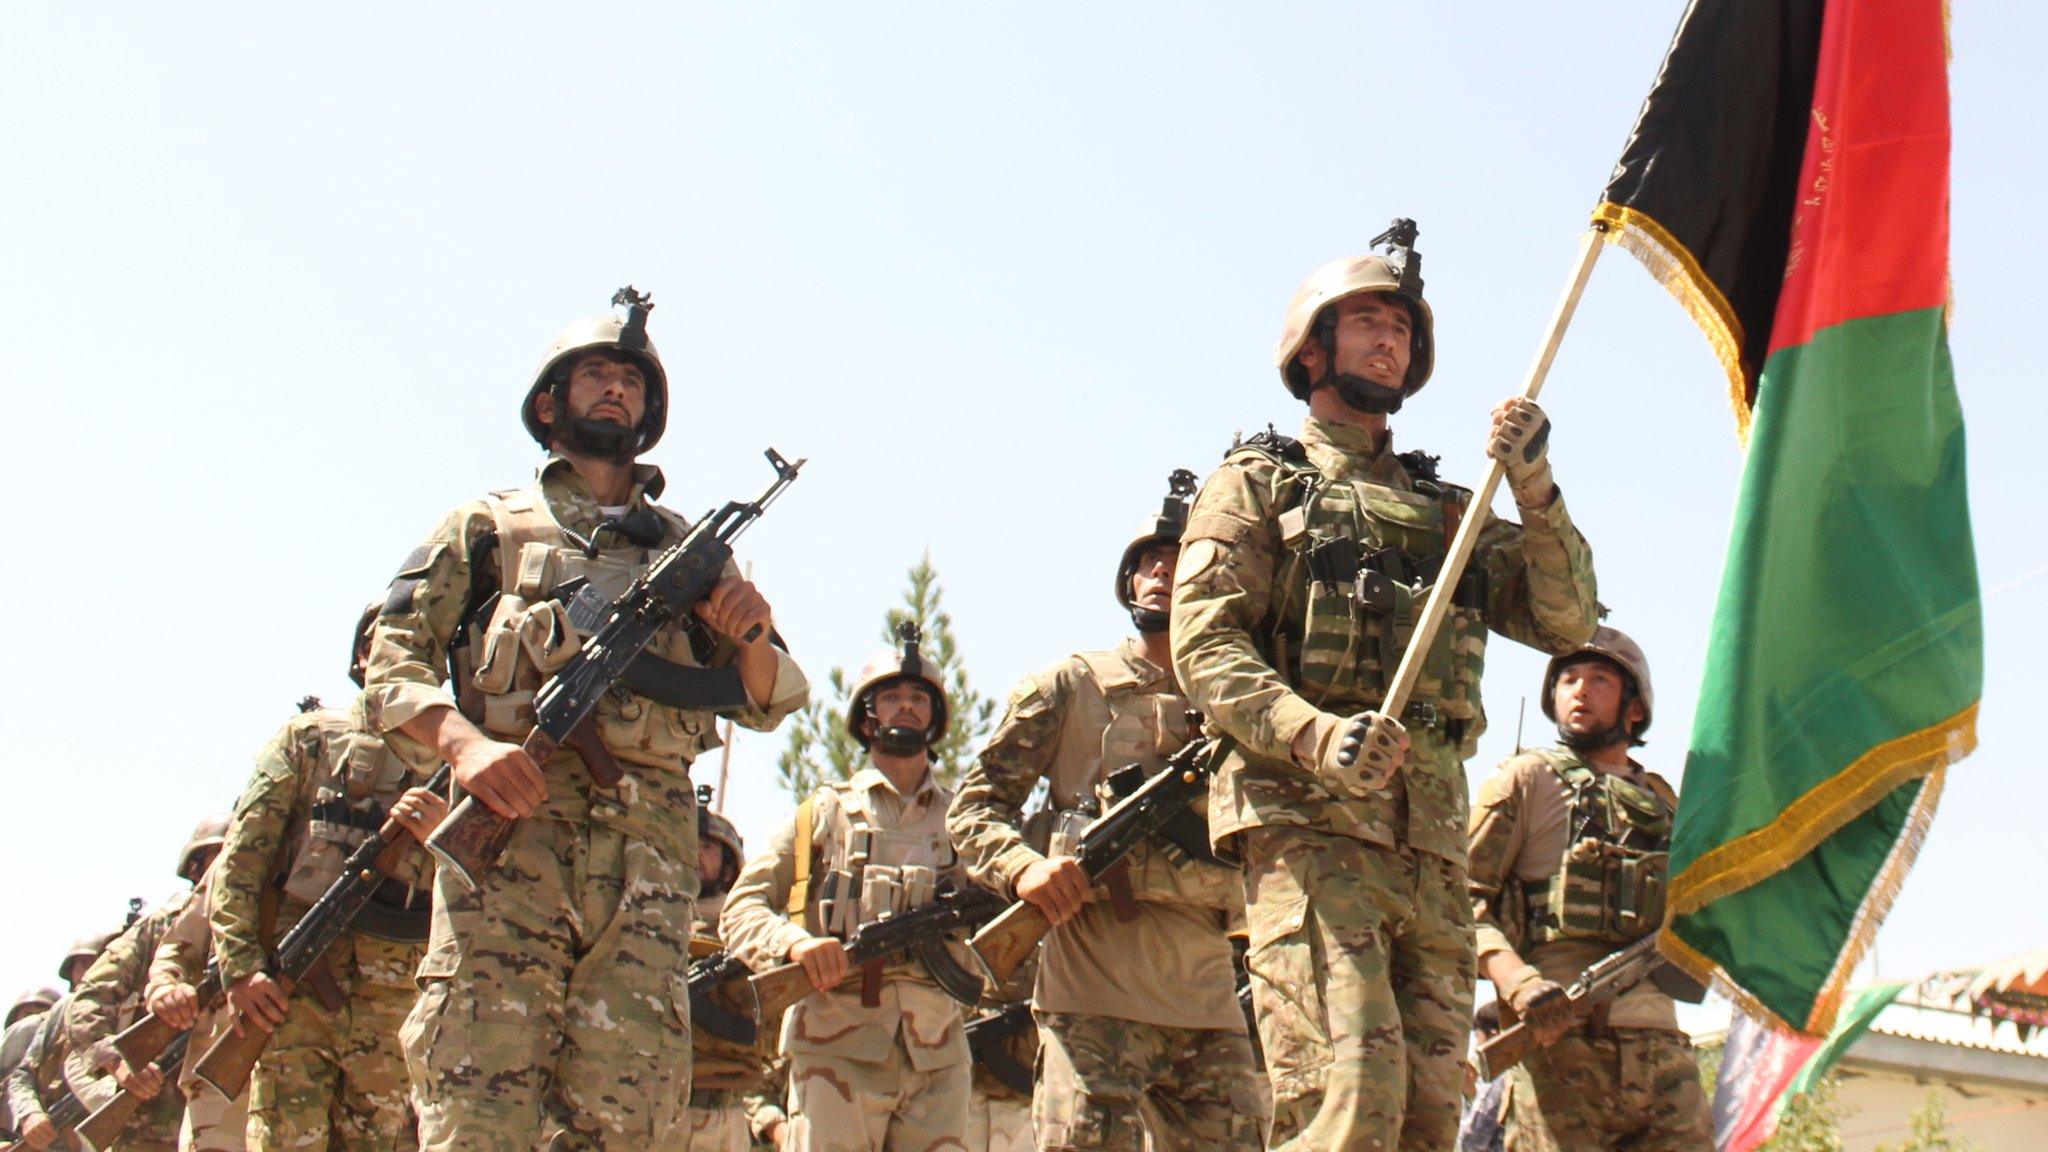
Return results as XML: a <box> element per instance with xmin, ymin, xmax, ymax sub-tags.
<box><xmin>803</xmin><ymin>779</ymin><xmax>958</xmax><ymax>942</ymax></box>
<box><xmin>1239</xmin><ymin>432</ymin><xmax>1490</xmax><ymax>751</ymax></box>
<box><xmin>454</xmin><ymin>486</ymin><xmax>724</xmax><ymax>775</ymax></box>
<box><xmin>1524</xmin><ymin>750</ymin><xmax>1673</xmax><ymax>946</ymax></box>
<box><xmin>278</xmin><ymin>713</ymin><xmax>433</xmax><ymax>941</ymax></box>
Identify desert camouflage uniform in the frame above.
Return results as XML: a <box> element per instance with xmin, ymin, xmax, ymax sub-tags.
<box><xmin>65</xmin><ymin>899</ymin><xmax>190</xmax><ymax>1152</ymax></box>
<box><xmin>6</xmin><ymin>1000</ymin><xmax>83</xmax><ymax>1143</ymax></box>
<box><xmin>678</xmin><ymin>895</ymin><xmax>788</xmax><ymax>1151</ymax></box>
<box><xmin>146</xmin><ymin>876</ymin><xmax>248</xmax><ymax>1151</ymax></box>
<box><xmin>210</xmin><ymin>704</ymin><xmax>431</xmax><ymax>1152</ymax></box>
<box><xmin>1467</xmin><ymin>748</ymin><xmax>1710</xmax><ymax>1152</ymax></box>
<box><xmin>365</xmin><ymin>456</ymin><xmax>808</xmax><ymax>1152</ymax></box>
<box><xmin>948</xmin><ymin>640</ymin><xmax>1263</xmax><ymax>1151</ymax></box>
<box><xmin>720</xmin><ymin>765</ymin><xmax>970</xmax><ymax>1152</ymax></box>
<box><xmin>1171</xmin><ymin>417</ymin><xmax>1599</xmax><ymax>1151</ymax></box>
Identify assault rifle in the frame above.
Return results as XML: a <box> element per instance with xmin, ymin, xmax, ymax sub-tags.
<box><xmin>192</xmin><ymin>764</ymin><xmax>452</xmax><ymax>1098</ymax></box>
<box><xmin>965</xmin><ymin>1001</ymin><xmax>1036</xmax><ymax>1095</ymax></box>
<box><xmin>968</xmin><ymin>729</ymin><xmax>1216</xmax><ymax>988</ymax></box>
<box><xmin>73</xmin><ymin>1031</ymin><xmax>195</xmax><ymax>1152</ymax></box>
<box><xmin>1475</xmin><ymin>934</ymin><xmax>1703</xmax><ymax>1079</ymax></box>
<box><xmin>426</xmin><ymin>448</ymin><xmax>805</xmax><ymax>888</ymax></box>
<box><xmin>1</xmin><ymin>1086</ymin><xmax>88</xmax><ymax>1152</ymax></box>
<box><xmin>747</xmin><ymin>884</ymin><xmax>1005</xmax><ymax>1026</ymax></box>
<box><xmin>686</xmin><ymin>949</ymin><xmax>758</xmax><ymax>1046</ymax></box>
<box><xmin>108</xmin><ymin>961</ymin><xmax>222</xmax><ymax>1076</ymax></box>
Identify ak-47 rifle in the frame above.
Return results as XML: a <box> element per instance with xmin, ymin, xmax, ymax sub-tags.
<box><xmin>72</xmin><ymin>1030</ymin><xmax>195</xmax><ymax>1152</ymax></box>
<box><xmin>191</xmin><ymin>764</ymin><xmax>452</xmax><ymax>1098</ymax></box>
<box><xmin>965</xmin><ymin>1001</ymin><xmax>1036</xmax><ymax>1096</ymax></box>
<box><xmin>968</xmin><ymin>728</ymin><xmax>1217</xmax><ymax>988</ymax></box>
<box><xmin>685</xmin><ymin>949</ymin><xmax>758</xmax><ymax>1046</ymax></box>
<box><xmin>0</xmin><ymin>1087</ymin><xmax>89</xmax><ymax>1152</ymax></box>
<box><xmin>746</xmin><ymin>885</ymin><xmax>1005</xmax><ymax>1026</ymax></box>
<box><xmin>425</xmin><ymin>448</ymin><xmax>806</xmax><ymax>888</ymax></box>
<box><xmin>107</xmin><ymin>962</ymin><xmax>222</xmax><ymax>1075</ymax></box>
<box><xmin>1475</xmin><ymin>934</ymin><xmax>1703</xmax><ymax>1079</ymax></box>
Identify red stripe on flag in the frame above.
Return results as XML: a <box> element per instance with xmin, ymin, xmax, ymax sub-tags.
<box><xmin>1768</xmin><ymin>0</ymin><xmax>1949</xmax><ymax>358</ymax></box>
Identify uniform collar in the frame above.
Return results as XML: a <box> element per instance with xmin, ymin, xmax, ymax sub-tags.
<box><xmin>1112</xmin><ymin>637</ymin><xmax>1172</xmax><ymax>690</ymax></box>
<box><xmin>1298</xmin><ymin>416</ymin><xmax>1413</xmax><ymax>489</ymax></box>
<box><xmin>536</xmin><ymin>453</ymin><xmax>668</xmax><ymax>502</ymax></box>
<box><xmin>851</xmin><ymin>762</ymin><xmax>942</xmax><ymax>805</ymax></box>
<box><xmin>1552</xmin><ymin>744</ymin><xmax>1648</xmax><ymax>781</ymax></box>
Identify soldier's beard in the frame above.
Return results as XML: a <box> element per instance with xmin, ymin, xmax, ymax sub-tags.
<box><xmin>557</xmin><ymin>414</ymin><xmax>640</xmax><ymax>464</ymax></box>
<box><xmin>871</xmin><ymin>725</ymin><xmax>932</xmax><ymax>756</ymax></box>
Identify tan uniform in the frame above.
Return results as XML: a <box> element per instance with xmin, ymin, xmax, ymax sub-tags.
<box><xmin>65</xmin><ymin>898</ymin><xmax>192</xmax><ymax>1152</ymax></box>
<box><xmin>679</xmin><ymin>895</ymin><xmax>787</xmax><ymax>1152</ymax></box>
<box><xmin>720</xmin><ymin>765</ymin><xmax>971</xmax><ymax>1152</ymax></box>
<box><xmin>947</xmin><ymin>641</ymin><xmax>1264</xmax><ymax>1150</ymax></box>
<box><xmin>146</xmin><ymin>877</ymin><xmax>248</xmax><ymax>1152</ymax></box>
<box><xmin>1172</xmin><ymin>418</ymin><xmax>1600</xmax><ymax>1152</ymax></box>
<box><xmin>1467</xmin><ymin>749</ymin><xmax>1710</xmax><ymax>1151</ymax></box>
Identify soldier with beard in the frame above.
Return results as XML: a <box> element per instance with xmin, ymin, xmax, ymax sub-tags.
<box><xmin>1466</xmin><ymin>628</ymin><xmax>1710</xmax><ymax>1152</ymax></box>
<box><xmin>365</xmin><ymin>289</ymin><xmax>808</xmax><ymax>1152</ymax></box>
<box><xmin>949</xmin><ymin>472</ymin><xmax>1265</xmax><ymax>1152</ymax></box>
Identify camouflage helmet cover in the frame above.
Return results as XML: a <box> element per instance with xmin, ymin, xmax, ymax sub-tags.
<box><xmin>1541</xmin><ymin>626</ymin><xmax>1655</xmax><ymax>736</ymax></box>
<box><xmin>59</xmin><ymin>931</ymin><xmax>117</xmax><ymax>981</ymax></box>
<box><xmin>698</xmin><ymin>808</ymin><xmax>745</xmax><ymax>887</ymax></box>
<box><xmin>1275</xmin><ymin>222</ymin><xmax>1435</xmax><ymax>401</ymax></box>
<box><xmin>178</xmin><ymin>812</ymin><xmax>232</xmax><ymax>883</ymax></box>
<box><xmin>521</xmin><ymin>287</ymin><xmax>670</xmax><ymax>453</ymax></box>
<box><xmin>349</xmin><ymin>599</ymin><xmax>381</xmax><ymax>689</ymax></box>
<box><xmin>844</xmin><ymin>622</ymin><xmax>951</xmax><ymax>750</ymax></box>
<box><xmin>1115</xmin><ymin>468</ymin><xmax>1198</xmax><ymax>611</ymax></box>
<box><xmin>6</xmin><ymin>986</ymin><xmax>60</xmax><ymax>1028</ymax></box>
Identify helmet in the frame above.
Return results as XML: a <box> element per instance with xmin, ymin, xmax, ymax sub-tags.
<box><xmin>1275</xmin><ymin>219</ymin><xmax>1435</xmax><ymax>405</ymax></box>
<box><xmin>844</xmin><ymin>622</ymin><xmax>951</xmax><ymax>753</ymax></box>
<box><xmin>349</xmin><ymin>600</ymin><xmax>381</xmax><ymax>689</ymax></box>
<box><xmin>6</xmin><ymin>986</ymin><xmax>60</xmax><ymax>1029</ymax></box>
<box><xmin>697</xmin><ymin>800</ymin><xmax>746</xmax><ymax>897</ymax></box>
<box><xmin>59</xmin><ymin>931</ymin><xmax>117</xmax><ymax>983</ymax></box>
<box><xmin>177</xmin><ymin>813</ymin><xmax>232</xmax><ymax>883</ymax></box>
<box><xmin>1541</xmin><ymin>626</ymin><xmax>1654</xmax><ymax>737</ymax></box>
<box><xmin>520</xmin><ymin>287</ymin><xmax>670</xmax><ymax>454</ymax></box>
<box><xmin>1115</xmin><ymin>469</ymin><xmax>1198</xmax><ymax>631</ymax></box>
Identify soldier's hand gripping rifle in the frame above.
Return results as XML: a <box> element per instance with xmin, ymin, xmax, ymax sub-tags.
<box><xmin>0</xmin><ymin>1087</ymin><xmax>90</xmax><ymax>1152</ymax></box>
<box><xmin>105</xmin><ymin>962</ymin><xmax>224</xmax><ymax>1082</ymax></box>
<box><xmin>967</xmin><ymin>727</ymin><xmax>1217</xmax><ymax>988</ymax></box>
<box><xmin>1474</xmin><ymin>934</ymin><xmax>1704</xmax><ymax>1079</ymax></box>
<box><xmin>190</xmin><ymin>764</ymin><xmax>452</xmax><ymax>1099</ymax></box>
<box><xmin>685</xmin><ymin>949</ymin><xmax>759</xmax><ymax>1046</ymax></box>
<box><xmin>746</xmin><ymin>884</ymin><xmax>1006</xmax><ymax>1026</ymax></box>
<box><xmin>425</xmin><ymin>448</ymin><xmax>806</xmax><ymax>888</ymax></box>
<box><xmin>72</xmin><ymin>1030</ymin><xmax>197</xmax><ymax>1152</ymax></box>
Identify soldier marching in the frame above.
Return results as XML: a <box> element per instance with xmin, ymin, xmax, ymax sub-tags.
<box><xmin>3</xmin><ymin>250</ymin><xmax>1713</xmax><ymax>1152</ymax></box>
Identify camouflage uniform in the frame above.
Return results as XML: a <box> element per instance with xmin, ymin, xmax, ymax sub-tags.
<box><xmin>720</xmin><ymin>765</ymin><xmax>971</xmax><ymax>1152</ymax></box>
<box><xmin>66</xmin><ymin>899</ymin><xmax>190</xmax><ymax>1152</ymax></box>
<box><xmin>1467</xmin><ymin>748</ymin><xmax>1710</xmax><ymax>1151</ymax></box>
<box><xmin>679</xmin><ymin>895</ymin><xmax>788</xmax><ymax>1151</ymax></box>
<box><xmin>948</xmin><ymin>640</ymin><xmax>1264</xmax><ymax>1151</ymax></box>
<box><xmin>1171</xmin><ymin>417</ymin><xmax>1599</xmax><ymax>1150</ymax></box>
<box><xmin>209</xmin><ymin>704</ymin><xmax>432</xmax><ymax>1152</ymax></box>
<box><xmin>365</xmin><ymin>456</ymin><xmax>807</xmax><ymax>1152</ymax></box>
<box><xmin>6</xmin><ymin>999</ymin><xmax>83</xmax><ymax>1144</ymax></box>
<box><xmin>147</xmin><ymin>876</ymin><xmax>248</xmax><ymax>1151</ymax></box>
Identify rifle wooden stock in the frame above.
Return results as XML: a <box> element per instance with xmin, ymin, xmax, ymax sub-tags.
<box><xmin>75</xmin><ymin>1084</ymin><xmax>146</xmax><ymax>1152</ymax></box>
<box><xmin>428</xmin><ymin>717</ymin><xmax>626</xmax><ymax>888</ymax></box>
<box><xmin>113</xmin><ymin>969</ymin><xmax>222</xmax><ymax>1068</ymax></box>
<box><xmin>967</xmin><ymin>900</ymin><xmax>1052</xmax><ymax>989</ymax></box>
<box><xmin>192</xmin><ymin>1000</ymin><xmax>280</xmax><ymax>1099</ymax></box>
<box><xmin>747</xmin><ymin>962</ymin><xmax>827</xmax><ymax>1026</ymax></box>
<box><xmin>1474</xmin><ymin>1019</ymin><xmax>1539</xmax><ymax>1081</ymax></box>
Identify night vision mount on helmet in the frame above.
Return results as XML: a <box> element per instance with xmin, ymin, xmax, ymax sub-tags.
<box><xmin>1116</xmin><ymin>468</ymin><xmax>1197</xmax><ymax>633</ymax></box>
<box><xmin>521</xmin><ymin>285</ymin><xmax>671</xmax><ymax>455</ymax></box>
<box><xmin>845</xmin><ymin>621</ymin><xmax>951</xmax><ymax>755</ymax></box>
<box><xmin>1276</xmin><ymin>217</ymin><xmax>1436</xmax><ymax>414</ymax></box>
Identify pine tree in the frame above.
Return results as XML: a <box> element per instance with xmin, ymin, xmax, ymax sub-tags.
<box><xmin>776</xmin><ymin>552</ymin><xmax>995</xmax><ymax>799</ymax></box>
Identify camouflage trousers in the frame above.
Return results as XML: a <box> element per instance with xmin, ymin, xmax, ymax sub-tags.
<box><xmin>104</xmin><ymin>1083</ymin><xmax>184</xmax><ymax>1152</ymax></box>
<box><xmin>1240</xmin><ymin>827</ymin><xmax>1475</xmax><ymax>1152</ymax></box>
<box><xmin>784</xmin><ymin>1042</ymin><xmax>970</xmax><ymax>1152</ymax></box>
<box><xmin>1511</xmin><ymin>1029</ymin><xmax>1710</xmax><ymax>1152</ymax></box>
<box><xmin>249</xmin><ymin>933</ymin><xmax>422</xmax><ymax>1152</ymax></box>
<box><xmin>1032</xmin><ymin>1012</ymin><xmax>1265</xmax><ymax>1152</ymax></box>
<box><xmin>965</xmin><ymin>1085</ymin><xmax>1031</xmax><ymax>1152</ymax></box>
<box><xmin>673</xmin><ymin>1090</ymin><xmax>751</xmax><ymax>1152</ymax></box>
<box><xmin>179</xmin><ymin>1081</ymin><xmax>249</xmax><ymax>1151</ymax></box>
<box><xmin>402</xmin><ymin>819</ymin><xmax>695</xmax><ymax>1152</ymax></box>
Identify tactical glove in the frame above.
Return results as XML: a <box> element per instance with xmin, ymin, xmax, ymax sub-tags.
<box><xmin>1504</xmin><ymin>968</ymin><xmax>1575</xmax><ymax>1043</ymax></box>
<box><xmin>1299</xmin><ymin>710</ymin><xmax>1407</xmax><ymax>797</ymax></box>
<box><xmin>1487</xmin><ymin>397</ymin><xmax>1554</xmax><ymax>505</ymax></box>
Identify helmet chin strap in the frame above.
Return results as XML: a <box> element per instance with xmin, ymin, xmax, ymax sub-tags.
<box><xmin>1557</xmin><ymin>688</ymin><xmax>1641</xmax><ymax>753</ymax></box>
<box><xmin>1130</xmin><ymin>606</ymin><xmax>1170</xmax><ymax>634</ymax></box>
<box><xmin>1324</xmin><ymin>371</ymin><xmax>1406</xmax><ymax>415</ymax></box>
<box><xmin>871</xmin><ymin>725</ymin><xmax>932</xmax><ymax>756</ymax></box>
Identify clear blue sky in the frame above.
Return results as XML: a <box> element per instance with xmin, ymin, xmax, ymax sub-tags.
<box><xmin>2</xmin><ymin>3</ymin><xmax>2037</xmax><ymax>1007</ymax></box>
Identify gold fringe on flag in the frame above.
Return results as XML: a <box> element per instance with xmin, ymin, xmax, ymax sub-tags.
<box><xmin>1590</xmin><ymin>202</ymin><xmax>1754</xmax><ymax>437</ymax></box>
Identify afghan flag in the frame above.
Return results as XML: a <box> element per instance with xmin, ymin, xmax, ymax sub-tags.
<box><xmin>1595</xmin><ymin>0</ymin><xmax>1981</xmax><ymax>1034</ymax></box>
<box><xmin>1710</xmin><ymin>984</ymin><xmax>1905</xmax><ymax>1151</ymax></box>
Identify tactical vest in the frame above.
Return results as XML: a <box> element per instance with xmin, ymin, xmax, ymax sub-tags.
<box><xmin>1235</xmin><ymin>434</ymin><xmax>1489</xmax><ymax>753</ymax></box>
<box><xmin>1043</xmin><ymin>651</ymin><xmax>1238</xmax><ymax>911</ymax></box>
<box><xmin>454</xmin><ymin>486</ymin><xmax>725</xmax><ymax>774</ymax></box>
<box><xmin>275</xmin><ymin>710</ymin><xmax>433</xmax><ymax>943</ymax></box>
<box><xmin>1522</xmin><ymin>749</ymin><xmax>1672</xmax><ymax>946</ymax></box>
<box><xmin>800</xmin><ymin>776</ymin><xmax>957</xmax><ymax>942</ymax></box>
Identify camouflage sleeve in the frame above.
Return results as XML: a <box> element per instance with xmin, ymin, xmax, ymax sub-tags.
<box><xmin>1467</xmin><ymin>759</ymin><xmax>1531</xmax><ymax>964</ymax></box>
<box><xmin>1170</xmin><ymin>459</ymin><xmax>1323</xmax><ymax>763</ymax></box>
<box><xmin>210</xmin><ymin>720</ymin><xmax>313</xmax><ymax>984</ymax></box>
<box><xmin>361</xmin><ymin>503</ymin><xmax>495</xmax><ymax>741</ymax></box>
<box><xmin>4</xmin><ymin>1012</ymin><xmax>60</xmax><ymax>1125</ymax></box>
<box><xmin>63</xmin><ymin>910</ymin><xmax>164</xmax><ymax>1074</ymax></box>
<box><xmin>717</xmin><ymin>811</ymin><xmax>814</xmax><ymax>972</ymax></box>
<box><xmin>148</xmin><ymin>880</ymin><xmax>214</xmax><ymax>996</ymax></box>
<box><xmin>743</xmin><ymin>1055</ymin><xmax>789</xmax><ymax>1141</ymax></box>
<box><xmin>1473</xmin><ymin>489</ymin><xmax>1599</xmax><ymax>654</ymax></box>
<box><xmin>712</xmin><ymin>559</ymin><xmax>811</xmax><ymax>734</ymax></box>
<box><xmin>947</xmin><ymin>665</ymin><xmax>1070</xmax><ymax>897</ymax></box>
